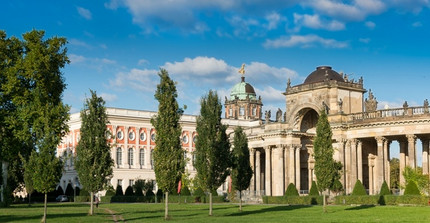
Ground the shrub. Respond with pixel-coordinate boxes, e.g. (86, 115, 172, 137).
(193, 187, 205, 202)
(105, 188, 116, 196)
(334, 195, 379, 205)
(75, 187, 81, 196)
(331, 179, 344, 195)
(134, 185, 144, 196)
(125, 186, 134, 196)
(351, 180, 367, 195)
(264, 196, 323, 205)
(79, 188, 90, 196)
(404, 181, 420, 195)
(181, 186, 191, 196)
(285, 183, 299, 196)
(55, 186, 64, 195)
(115, 185, 124, 196)
(75, 196, 90, 202)
(379, 181, 391, 196)
(309, 181, 319, 196)
(211, 188, 218, 196)
(65, 184, 74, 196)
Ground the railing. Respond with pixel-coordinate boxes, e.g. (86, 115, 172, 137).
(350, 106, 430, 122)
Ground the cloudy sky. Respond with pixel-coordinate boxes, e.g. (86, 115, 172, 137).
(1, 0, 430, 117)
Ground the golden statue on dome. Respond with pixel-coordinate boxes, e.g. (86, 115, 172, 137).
(238, 63, 245, 76)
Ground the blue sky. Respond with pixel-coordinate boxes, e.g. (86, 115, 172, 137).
(1, 0, 430, 117)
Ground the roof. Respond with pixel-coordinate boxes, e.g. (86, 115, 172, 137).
(303, 66, 344, 84)
(230, 76, 257, 100)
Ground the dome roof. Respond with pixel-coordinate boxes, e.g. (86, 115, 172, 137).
(230, 76, 256, 100)
(303, 66, 344, 84)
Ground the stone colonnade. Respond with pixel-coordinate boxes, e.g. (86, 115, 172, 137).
(248, 144, 314, 196)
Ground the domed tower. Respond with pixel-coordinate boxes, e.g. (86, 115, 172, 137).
(225, 65, 263, 120)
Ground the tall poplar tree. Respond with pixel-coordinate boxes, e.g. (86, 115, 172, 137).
(231, 126, 252, 212)
(3, 30, 70, 222)
(195, 90, 231, 216)
(313, 110, 341, 212)
(75, 90, 114, 216)
(150, 69, 185, 220)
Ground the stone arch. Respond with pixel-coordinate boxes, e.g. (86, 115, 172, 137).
(288, 103, 322, 132)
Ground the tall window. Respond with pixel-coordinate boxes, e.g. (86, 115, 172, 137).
(252, 107, 257, 116)
(117, 179, 122, 187)
(129, 179, 134, 187)
(128, 148, 134, 166)
(150, 150, 154, 169)
(116, 147, 122, 166)
(139, 149, 145, 167)
(239, 107, 245, 116)
(229, 108, 233, 117)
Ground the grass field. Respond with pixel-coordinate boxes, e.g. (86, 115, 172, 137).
(1, 203, 430, 222)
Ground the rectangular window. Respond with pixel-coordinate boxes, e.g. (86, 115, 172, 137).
(239, 107, 245, 116)
(128, 148, 134, 166)
(117, 179, 122, 187)
(129, 179, 134, 187)
(139, 149, 145, 167)
(229, 108, 233, 117)
(252, 107, 257, 116)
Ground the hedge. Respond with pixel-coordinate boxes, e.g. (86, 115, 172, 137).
(75, 196, 90, 202)
(263, 196, 323, 205)
(335, 195, 430, 206)
(101, 195, 226, 203)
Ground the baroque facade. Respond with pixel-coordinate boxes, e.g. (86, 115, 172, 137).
(57, 66, 430, 196)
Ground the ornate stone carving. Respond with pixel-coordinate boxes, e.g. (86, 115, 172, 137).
(424, 99, 429, 113)
(364, 89, 378, 112)
(265, 110, 271, 123)
(338, 98, 343, 113)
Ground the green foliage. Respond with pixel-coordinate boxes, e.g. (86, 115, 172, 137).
(334, 195, 380, 205)
(231, 126, 253, 195)
(264, 196, 323, 205)
(313, 110, 342, 195)
(402, 166, 430, 194)
(193, 187, 205, 197)
(79, 188, 89, 196)
(195, 90, 231, 193)
(181, 186, 191, 196)
(125, 186, 134, 196)
(309, 181, 319, 196)
(115, 185, 123, 196)
(150, 69, 185, 195)
(383, 195, 430, 205)
(55, 186, 64, 196)
(65, 184, 74, 196)
(134, 185, 144, 196)
(75, 90, 113, 197)
(379, 181, 391, 196)
(285, 183, 299, 196)
(331, 179, 344, 194)
(404, 181, 420, 195)
(390, 158, 400, 190)
(105, 188, 116, 197)
(351, 180, 367, 196)
(146, 189, 155, 197)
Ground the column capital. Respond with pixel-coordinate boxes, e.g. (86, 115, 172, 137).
(406, 134, 417, 142)
(375, 136, 387, 143)
(264, 146, 272, 151)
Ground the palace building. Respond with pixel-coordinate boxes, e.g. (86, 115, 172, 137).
(57, 65, 430, 197)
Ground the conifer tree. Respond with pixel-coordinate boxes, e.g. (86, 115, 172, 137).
(195, 90, 231, 216)
(351, 180, 367, 195)
(231, 126, 253, 212)
(309, 181, 319, 196)
(313, 110, 342, 212)
(150, 69, 185, 220)
(75, 90, 113, 215)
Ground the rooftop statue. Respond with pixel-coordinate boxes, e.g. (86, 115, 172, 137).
(364, 89, 378, 112)
(238, 63, 245, 76)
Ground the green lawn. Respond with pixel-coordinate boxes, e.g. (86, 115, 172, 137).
(1, 203, 430, 222)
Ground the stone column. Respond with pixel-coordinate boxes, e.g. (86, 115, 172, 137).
(422, 139, 429, 175)
(274, 145, 284, 196)
(308, 153, 315, 191)
(368, 154, 376, 195)
(350, 139, 358, 194)
(384, 140, 391, 187)
(288, 146, 295, 187)
(357, 140, 363, 183)
(265, 146, 272, 196)
(295, 146, 301, 192)
(249, 148, 255, 194)
(407, 134, 417, 169)
(284, 145, 289, 191)
(345, 140, 352, 194)
(375, 136, 385, 193)
(399, 140, 407, 188)
(255, 150, 261, 195)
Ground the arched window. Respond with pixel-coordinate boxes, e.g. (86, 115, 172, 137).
(239, 107, 245, 116)
(128, 148, 134, 166)
(139, 149, 145, 167)
(150, 150, 154, 169)
(116, 147, 122, 166)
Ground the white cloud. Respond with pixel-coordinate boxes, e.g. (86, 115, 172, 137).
(412, 21, 423, 27)
(255, 86, 284, 103)
(69, 54, 86, 64)
(365, 21, 376, 29)
(294, 13, 345, 31)
(263, 34, 348, 49)
(305, 0, 386, 21)
(227, 15, 260, 37)
(388, 0, 430, 14)
(109, 68, 158, 93)
(359, 38, 371, 43)
(77, 7, 92, 20)
(138, 59, 149, 66)
(99, 93, 118, 102)
(69, 39, 91, 48)
(264, 12, 286, 30)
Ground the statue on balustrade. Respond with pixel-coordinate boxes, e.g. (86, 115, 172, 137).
(265, 110, 271, 123)
(424, 99, 429, 113)
(364, 89, 378, 112)
(276, 108, 282, 122)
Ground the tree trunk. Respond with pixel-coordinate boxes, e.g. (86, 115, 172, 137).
(164, 191, 169, 220)
(28, 193, 32, 206)
(239, 190, 242, 212)
(42, 193, 47, 223)
(90, 192, 94, 216)
(209, 192, 213, 216)
(323, 193, 327, 213)
(1, 161, 8, 203)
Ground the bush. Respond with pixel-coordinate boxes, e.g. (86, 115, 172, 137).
(125, 186, 134, 196)
(181, 186, 191, 196)
(384, 195, 429, 205)
(56, 186, 64, 195)
(75, 196, 90, 202)
(334, 195, 379, 205)
(79, 188, 90, 196)
(331, 179, 344, 195)
(285, 183, 299, 196)
(309, 181, 319, 196)
(134, 185, 144, 196)
(105, 188, 116, 196)
(404, 181, 420, 195)
(211, 188, 218, 196)
(193, 187, 205, 202)
(379, 181, 391, 196)
(351, 180, 367, 195)
(65, 184, 74, 196)
(115, 185, 124, 196)
(75, 187, 81, 196)
(264, 196, 323, 205)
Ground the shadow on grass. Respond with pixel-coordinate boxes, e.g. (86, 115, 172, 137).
(228, 205, 311, 217)
(345, 205, 376, 211)
(9, 203, 91, 209)
(0, 212, 90, 222)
